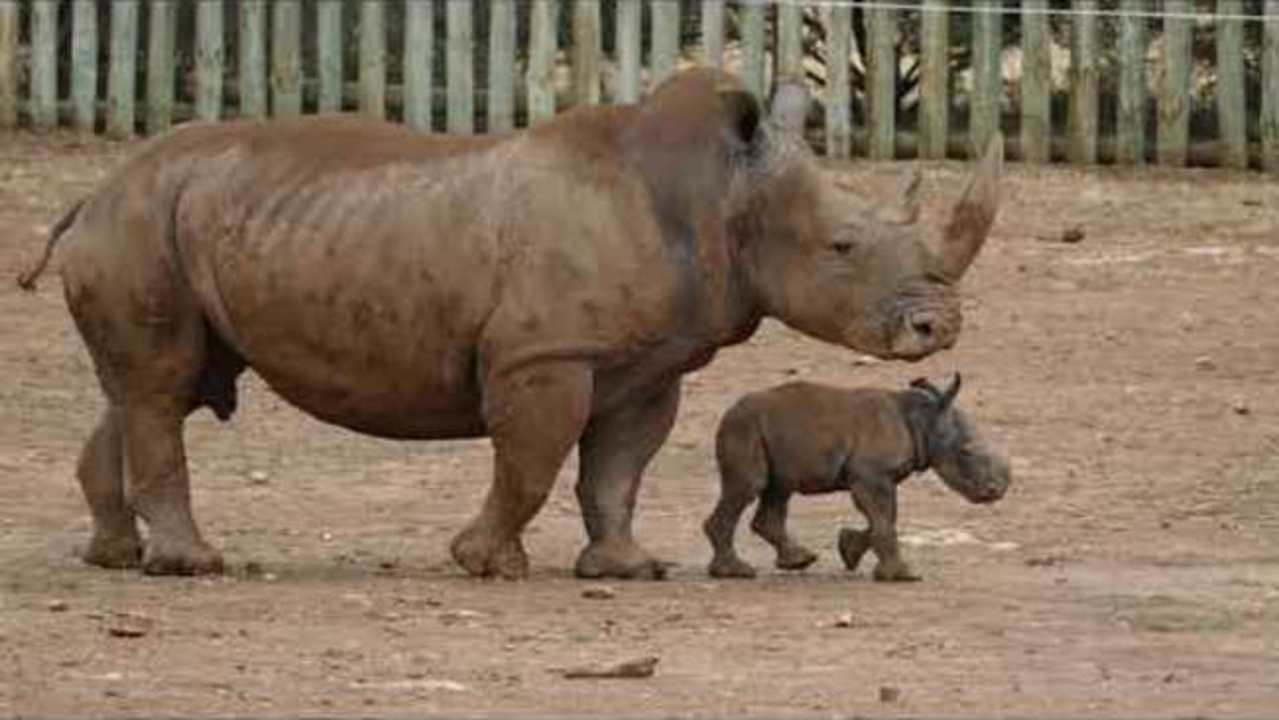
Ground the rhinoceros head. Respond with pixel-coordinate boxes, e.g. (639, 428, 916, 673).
(729, 80, 1003, 361)
(909, 374, 1011, 504)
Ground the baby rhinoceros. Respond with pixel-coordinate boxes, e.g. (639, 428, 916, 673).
(703, 373, 1010, 581)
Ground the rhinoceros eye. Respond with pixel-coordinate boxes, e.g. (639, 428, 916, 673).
(830, 241, 853, 256)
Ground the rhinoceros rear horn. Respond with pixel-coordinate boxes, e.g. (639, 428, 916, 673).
(940, 133, 1003, 279)
(768, 77, 810, 134)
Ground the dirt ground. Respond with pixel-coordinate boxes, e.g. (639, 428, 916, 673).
(1, 130, 1276, 718)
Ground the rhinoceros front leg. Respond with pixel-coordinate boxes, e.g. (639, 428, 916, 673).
(573, 382, 680, 580)
(849, 477, 920, 582)
(450, 362, 592, 580)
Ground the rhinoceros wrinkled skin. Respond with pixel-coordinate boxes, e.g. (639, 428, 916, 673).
(19, 68, 1003, 580)
(703, 374, 1012, 581)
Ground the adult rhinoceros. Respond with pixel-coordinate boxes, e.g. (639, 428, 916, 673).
(19, 68, 1002, 580)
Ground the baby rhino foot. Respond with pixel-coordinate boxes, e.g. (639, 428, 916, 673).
(775, 545, 818, 571)
(837, 528, 872, 572)
(82, 531, 143, 570)
(872, 560, 922, 583)
(142, 538, 224, 576)
(708, 555, 757, 579)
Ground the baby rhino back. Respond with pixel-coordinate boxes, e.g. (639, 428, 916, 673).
(717, 382, 915, 496)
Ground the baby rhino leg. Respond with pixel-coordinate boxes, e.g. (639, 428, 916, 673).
(751, 486, 817, 571)
(703, 418, 767, 578)
(848, 478, 920, 582)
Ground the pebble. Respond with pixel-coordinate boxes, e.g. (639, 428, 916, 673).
(46, 599, 69, 613)
(879, 685, 901, 703)
(1231, 399, 1250, 415)
(582, 585, 617, 600)
(1194, 356, 1216, 371)
(247, 470, 269, 485)
(834, 612, 857, 628)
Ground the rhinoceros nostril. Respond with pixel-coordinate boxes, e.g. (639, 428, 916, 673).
(910, 315, 935, 338)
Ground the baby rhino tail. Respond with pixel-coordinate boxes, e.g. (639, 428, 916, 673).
(17, 198, 86, 292)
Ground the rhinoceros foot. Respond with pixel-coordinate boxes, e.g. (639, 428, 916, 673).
(837, 527, 872, 572)
(450, 527, 530, 580)
(575, 541, 670, 580)
(872, 559, 922, 583)
(707, 555, 757, 579)
(82, 531, 143, 569)
(141, 538, 224, 576)
(774, 544, 818, 571)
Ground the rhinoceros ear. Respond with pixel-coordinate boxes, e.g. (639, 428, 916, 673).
(717, 88, 763, 150)
(940, 373, 962, 408)
(768, 77, 810, 134)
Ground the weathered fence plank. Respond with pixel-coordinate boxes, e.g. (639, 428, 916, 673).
(193, 0, 222, 122)
(1116, 0, 1146, 164)
(0, 1, 15, 128)
(316, 0, 344, 113)
(616, 0, 641, 103)
(919, 0, 949, 160)
(404, 0, 433, 130)
(71, 0, 98, 133)
(1067, 0, 1098, 164)
(739, 3, 766, 99)
(825, 5, 852, 160)
(1020, 0, 1051, 163)
(30, 0, 58, 131)
(651, 0, 680, 86)
(360, 0, 386, 119)
(572, 0, 602, 105)
(447, 0, 474, 133)
(867, 5, 896, 160)
(1158, 0, 1192, 166)
(272, 1, 302, 117)
(527, 0, 558, 124)
(146, 0, 177, 134)
(701, 0, 724, 68)
(1215, 0, 1247, 169)
(1264, 10, 1279, 172)
(971, 0, 1000, 156)
(488, 0, 516, 131)
(109, 0, 140, 136)
(776, 4, 803, 80)
(239, 0, 267, 120)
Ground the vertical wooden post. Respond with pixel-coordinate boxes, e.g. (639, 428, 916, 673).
(740, 2, 766, 99)
(1215, 0, 1247, 169)
(316, 0, 344, 113)
(147, 0, 177, 134)
(776, 4, 802, 80)
(239, 0, 267, 120)
(194, 0, 223, 122)
(971, 0, 1001, 157)
(488, 0, 515, 131)
(825, 5, 852, 160)
(616, 0, 641, 103)
(447, 0, 474, 134)
(651, 0, 680, 86)
(404, 0, 433, 130)
(71, 0, 99, 133)
(919, 0, 950, 160)
(0, 1, 15, 128)
(527, 0, 558, 124)
(1158, 0, 1192, 166)
(109, 0, 140, 136)
(1020, 0, 1051, 163)
(272, 0, 302, 118)
(1116, 0, 1147, 164)
(1067, 0, 1098, 164)
(867, 5, 897, 160)
(360, 0, 386, 119)
(572, 0, 601, 105)
(30, 1, 58, 131)
(1263, 9, 1279, 172)
(701, 0, 725, 69)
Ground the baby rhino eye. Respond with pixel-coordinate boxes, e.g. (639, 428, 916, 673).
(830, 241, 852, 255)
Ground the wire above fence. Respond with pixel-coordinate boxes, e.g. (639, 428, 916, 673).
(758, 0, 1277, 23)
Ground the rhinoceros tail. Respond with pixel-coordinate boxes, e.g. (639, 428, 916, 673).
(17, 198, 85, 292)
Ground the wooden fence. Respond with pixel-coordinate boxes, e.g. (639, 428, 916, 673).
(0, 1, 1276, 171)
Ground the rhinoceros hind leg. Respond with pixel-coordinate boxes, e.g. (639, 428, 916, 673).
(451, 363, 592, 579)
(751, 490, 817, 571)
(77, 408, 142, 569)
(573, 383, 680, 581)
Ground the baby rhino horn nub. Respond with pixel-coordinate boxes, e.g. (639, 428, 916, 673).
(940, 133, 1004, 280)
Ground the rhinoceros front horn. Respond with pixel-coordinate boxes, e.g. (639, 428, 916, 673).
(940, 133, 1004, 280)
